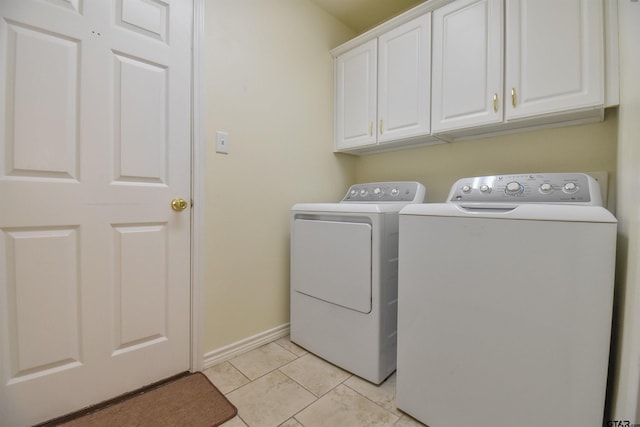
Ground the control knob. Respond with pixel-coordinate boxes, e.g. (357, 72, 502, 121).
(480, 184, 492, 194)
(563, 182, 578, 193)
(505, 181, 523, 195)
(391, 188, 400, 196)
(373, 187, 382, 196)
(461, 185, 472, 194)
(539, 183, 553, 194)
(359, 189, 368, 197)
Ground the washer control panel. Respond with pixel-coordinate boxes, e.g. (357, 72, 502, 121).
(343, 181, 426, 203)
(448, 173, 602, 206)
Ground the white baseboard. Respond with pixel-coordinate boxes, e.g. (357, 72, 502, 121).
(202, 323, 290, 370)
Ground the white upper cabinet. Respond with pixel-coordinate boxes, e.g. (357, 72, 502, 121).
(377, 14, 432, 144)
(505, 0, 604, 120)
(332, 0, 614, 151)
(334, 13, 439, 154)
(432, 0, 606, 138)
(335, 39, 377, 150)
(431, 0, 504, 133)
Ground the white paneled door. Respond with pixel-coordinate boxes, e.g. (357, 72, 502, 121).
(0, 1, 193, 425)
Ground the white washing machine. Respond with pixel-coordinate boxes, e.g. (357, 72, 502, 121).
(290, 181, 425, 384)
(396, 173, 617, 427)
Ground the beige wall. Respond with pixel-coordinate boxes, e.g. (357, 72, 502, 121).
(204, 0, 356, 352)
(355, 112, 618, 209)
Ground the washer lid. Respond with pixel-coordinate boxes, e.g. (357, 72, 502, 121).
(400, 203, 617, 223)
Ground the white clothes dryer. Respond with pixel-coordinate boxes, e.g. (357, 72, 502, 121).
(396, 173, 617, 427)
(290, 182, 425, 384)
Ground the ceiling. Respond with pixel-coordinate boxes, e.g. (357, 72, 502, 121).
(310, 0, 426, 34)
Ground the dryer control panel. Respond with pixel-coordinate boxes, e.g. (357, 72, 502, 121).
(343, 181, 426, 203)
(448, 173, 602, 206)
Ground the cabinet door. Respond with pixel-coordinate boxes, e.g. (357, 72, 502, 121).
(505, 0, 604, 120)
(431, 0, 503, 133)
(377, 14, 431, 143)
(335, 39, 377, 150)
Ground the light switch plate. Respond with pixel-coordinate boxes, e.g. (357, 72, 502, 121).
(216, 131, 229, 154)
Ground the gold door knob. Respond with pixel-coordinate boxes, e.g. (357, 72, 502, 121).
(171, 198, 188, 212)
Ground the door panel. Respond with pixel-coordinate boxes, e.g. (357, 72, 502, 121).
(115, 54, 168, 183)
(292, 220, 372, 314)
(118, 0, 169, 42)
(431, 0, 503, 132)
(334, 39, 377, 150)
(5, 21, 79, 180)
(0, 1, 192, 425)
(378, 14, 431, 143)
(505, 0, 604, 119)
(113, 223, 168, 353)
(5, 227, 81, 380)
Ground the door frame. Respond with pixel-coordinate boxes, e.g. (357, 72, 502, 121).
(191, 0, 205, 372)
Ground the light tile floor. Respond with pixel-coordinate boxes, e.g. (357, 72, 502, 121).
(203, 336, 426, 427)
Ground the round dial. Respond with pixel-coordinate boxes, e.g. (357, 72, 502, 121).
(461, 185, 472, 194)
(505, 181, 523, 195)
(391, 188, 400, 196)
(373, 187, 382, 196)
(480, 184, 492, 193)
(359, 189, 368, 197)
(539, 183, 553, 194)
(563, 182, 578, 193)
(349, 189, 358, 197)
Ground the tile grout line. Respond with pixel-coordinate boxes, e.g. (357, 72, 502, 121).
(341, 381, 402, 423)
(275, 361, 354, 423)
(216, 336, 422, 427)
(225, 360, 253, 389)
(272, 343, 402, 426)
(226, 341, 300, 383)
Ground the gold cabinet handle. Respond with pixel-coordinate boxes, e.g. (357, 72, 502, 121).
(493, 93, 499, 112)
(171, 198, 188, 212)
(379, 120, 383, 135)
(511, 88, 517, 107)
(369, 122, 373, 136)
